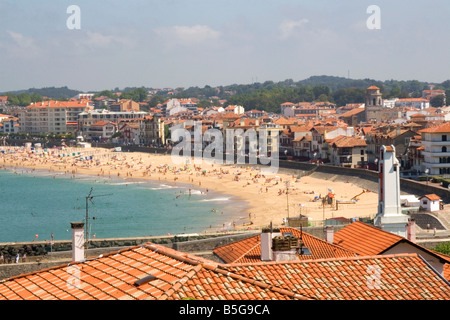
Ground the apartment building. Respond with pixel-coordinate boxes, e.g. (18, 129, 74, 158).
(19, 99, 92, 135)
(139, 114, 166, 146)
(328, 135, 367, 168)
(0, 115, 19, 134)
(418, 122, 450, 175)
(78, 109, 148, 141)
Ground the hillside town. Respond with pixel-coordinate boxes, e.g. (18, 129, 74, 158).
(1, 83, 450, 304)
(1, 84, 449, 178)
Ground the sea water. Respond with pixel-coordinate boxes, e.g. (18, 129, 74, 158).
(0, 168, 248, 243)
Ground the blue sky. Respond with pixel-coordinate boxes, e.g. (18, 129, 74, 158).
(1, 0, 449, 92)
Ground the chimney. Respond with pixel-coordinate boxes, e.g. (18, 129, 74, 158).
(325, 226, 334, 243)
(407, 219, 416, 243)
(272, 236, 300, 262)
(260, 226, 281, 261)
(71, 222, 85, 262)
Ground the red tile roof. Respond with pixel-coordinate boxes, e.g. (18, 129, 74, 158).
(26, 100, 92, 109)
(334, 222, 450, 269)
(334, 221, 402, 256)
(223, 253, 450, 300)
(0, 242, 449, 300)
(213, 227, 356, 264)
(419, 122, 450, 133)
(0, 243, 309, 301)
(331, 136, 367, 148)
(419, 194, 441, 201)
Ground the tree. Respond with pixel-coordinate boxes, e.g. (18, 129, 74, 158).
(94, 90, 116, 99)
(17, 93, 31, 106)
(121, 88, 148, 102)
(430, 95, 445, 108)
(30, 93, 43, 103)
(5, 93, 19, 105)
(332, 87, 365, 107)
(432, 242, 450, 255)
(148, 95, 166, 109)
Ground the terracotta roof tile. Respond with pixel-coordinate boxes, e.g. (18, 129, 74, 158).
(419, 122, 450, 133)
(223, 253, 450, 300)
(1, 241, 449, 300)
(213, 227, 356, 264)
(419, 194, 441, 201)
(334, 221, 403, 256)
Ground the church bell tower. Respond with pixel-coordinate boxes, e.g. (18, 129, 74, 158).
(364, 85, 383, 123)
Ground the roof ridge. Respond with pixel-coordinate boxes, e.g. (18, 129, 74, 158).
(224, 252, 421, 267)
(156, 263, 204, 300)
(143, 243, 218, 267)
(204, 264, 313, 300)
(233, 237, 261, 263)
(345, 221, 404, 240)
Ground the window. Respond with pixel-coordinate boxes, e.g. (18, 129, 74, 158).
(442, 135, 447, 141)
(443, 146, 447, 153)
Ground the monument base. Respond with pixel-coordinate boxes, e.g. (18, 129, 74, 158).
(374, 214, 409, 238)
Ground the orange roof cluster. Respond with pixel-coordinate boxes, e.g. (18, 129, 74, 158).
(223, 253, 450, 300)
(419, 122, 450, 134)
(330, 136, 366, 148)
(26, 99, 92, 109)
(1, 241, 449, 300)
(213, 227, 356, 264)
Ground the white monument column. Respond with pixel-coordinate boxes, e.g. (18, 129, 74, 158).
(373, 145, 408, 237)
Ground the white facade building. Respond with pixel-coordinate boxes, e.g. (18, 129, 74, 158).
(419, 122, 450, 175)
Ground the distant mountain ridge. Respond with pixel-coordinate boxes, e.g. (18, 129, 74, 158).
(2, 75, 448, 101)
(0, 86, 82, 100)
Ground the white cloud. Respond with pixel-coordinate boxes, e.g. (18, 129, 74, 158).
(154, 25, 220, 46)
(85, 32, 114, 47)
(279, 19, 309, 39)
(7, 30, 35, 48)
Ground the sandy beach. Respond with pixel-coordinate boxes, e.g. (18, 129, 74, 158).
(0, 146, 379, 231)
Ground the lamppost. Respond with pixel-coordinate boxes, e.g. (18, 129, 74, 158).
(425, 168, 429, 186)
(285, 181, 290, 219)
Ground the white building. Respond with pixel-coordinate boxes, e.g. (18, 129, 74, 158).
(419, 194, 442, 212)
(73, 93, 95, 100)
(418, 122, 450, 175)
(395, 98, 430, 109)
(19, 100, 93, 134)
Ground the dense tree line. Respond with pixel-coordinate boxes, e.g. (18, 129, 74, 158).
(4, 76, 450, 111)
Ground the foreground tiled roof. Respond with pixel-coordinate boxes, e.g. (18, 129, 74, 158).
(0, 243, 308, 300)
(213, 227, 356, 264)
(334, 222, 450, 268)
(0, 243, 449, 300)
(334, 221, 404, 256)
(223, 254, 450, 300)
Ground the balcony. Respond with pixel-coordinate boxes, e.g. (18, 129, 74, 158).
(422, 151, 450, 158)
